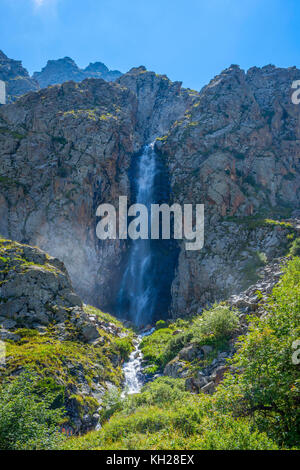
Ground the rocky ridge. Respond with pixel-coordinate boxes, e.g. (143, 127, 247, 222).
(0, 50, 122, 103)
(0, 50, 39, 103)
(33, 56, 122, 88)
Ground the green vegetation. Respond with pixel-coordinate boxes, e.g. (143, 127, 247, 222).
(0, 371, 64, 450)
(224, 214, 294, 230)
(140, 305, 239, 370)
(61, 256, 299, 450)
(62, 378, 277, 450)
(290, 238, 300, 257)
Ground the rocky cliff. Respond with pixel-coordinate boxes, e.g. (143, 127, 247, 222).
(0, 69, 193, 314)
(0, 62, 299, 321)
(0, 50, 39, 103)
(156, 64, 300, 315)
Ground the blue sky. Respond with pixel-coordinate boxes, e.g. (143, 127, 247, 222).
(0, 0, 299, 90)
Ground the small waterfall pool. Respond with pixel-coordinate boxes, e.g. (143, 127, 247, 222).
(122, 328, 155, 395)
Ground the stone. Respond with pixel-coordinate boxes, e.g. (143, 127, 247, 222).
(201, 381, 215, 394)
(178, 343, 200, 361)
(164, 358, 189, 379)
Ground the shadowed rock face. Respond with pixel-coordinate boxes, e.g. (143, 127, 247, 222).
(0, 63, 299, 320)
(0, 239, 101, 343)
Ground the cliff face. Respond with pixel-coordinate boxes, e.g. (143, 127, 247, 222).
(0, 50, 39, 102)
(33, 57, 122, 88)
(0, 70, 194, 313)
(0, 78, 137, 308)
(156, 64, 300, 315)
(117, 66, 197, 143)
(0, 62, 299, 320)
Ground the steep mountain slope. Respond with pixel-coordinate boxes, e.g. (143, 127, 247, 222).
(156, 64, 300, 315)
(0, 69, 193, 313)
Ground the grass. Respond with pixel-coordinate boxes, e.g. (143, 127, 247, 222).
(60, 256, 299, 450)
(140, 305, 239, 372)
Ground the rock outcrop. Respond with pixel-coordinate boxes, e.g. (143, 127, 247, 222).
(0, 50, 39, 102)
(0, 238, 129, 433)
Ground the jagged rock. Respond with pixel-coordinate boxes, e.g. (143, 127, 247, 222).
(210, 365, 228, 385)
(157, 64, 300, 317)
(200, 345, 213, 357)
(185, 372, 208, 393)
(33, 57, 122, 88)
(0, 50, 38, 102)
(0, 239, 106, 343)
(0, 328, 20, 341)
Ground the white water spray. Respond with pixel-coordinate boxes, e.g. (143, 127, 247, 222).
(117, 143, 158, 327)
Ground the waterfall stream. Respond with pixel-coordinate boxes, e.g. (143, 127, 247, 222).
(117, 143, 158, 327)
(122, 328, 155, 395)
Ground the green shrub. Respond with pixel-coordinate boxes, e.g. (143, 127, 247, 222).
(216, 257, 300, 447)
(192, 304, 239, 340)
(290, 238, 300, 257)
(100, 387, 124, 423)
(114, 337, 133, 361)
(0, 371, 64, 450)
(156, 320, 167, 329)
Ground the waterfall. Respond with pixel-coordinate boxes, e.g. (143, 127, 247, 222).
(117, 142, 179, 327)
(117, 143, 158, 327)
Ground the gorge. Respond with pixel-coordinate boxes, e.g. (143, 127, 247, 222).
(0, 59, 299, 326)
(0, 50, 299, 449)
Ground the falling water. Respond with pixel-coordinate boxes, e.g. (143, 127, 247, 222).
(122, 328, 155, 395)
(117, 143, 158, 327)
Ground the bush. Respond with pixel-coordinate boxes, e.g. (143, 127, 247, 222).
(216, 257, 300, 447)
(290, 238, 300, 257)
(100, 387, 124, 423)
(0, 371, 64, 450)
(156, 320, 167, 329)
(193, 304, 239, 340)
(114, 337, 133, 361)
